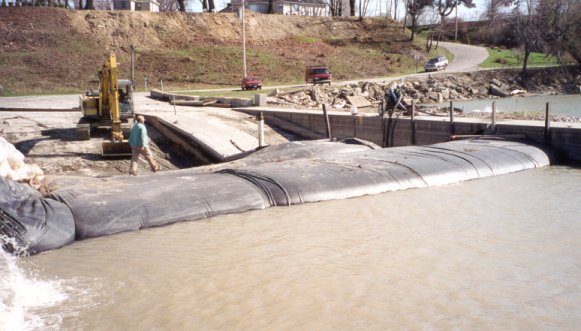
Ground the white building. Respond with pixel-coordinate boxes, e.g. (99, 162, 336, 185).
(224, 0, 328, 16)
(113, 0, 160, 12)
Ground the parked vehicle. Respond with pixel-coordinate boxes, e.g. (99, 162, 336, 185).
(424, 56, 448, 72)
(305, 66, 332, 85)
(241, 77, 262, 90)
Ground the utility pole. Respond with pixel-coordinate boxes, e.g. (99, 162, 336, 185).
(241, 0, 247, 78)
(454, 2, 458, 41)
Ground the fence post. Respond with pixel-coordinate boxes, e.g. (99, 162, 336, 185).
(449, 101, 455, 136)
(258, 112, 265, 147)
(322, 104, 332, 141)
(544, 102, 551, 146)
(491, 101, 496, 131)
(411, 100, 416, 145)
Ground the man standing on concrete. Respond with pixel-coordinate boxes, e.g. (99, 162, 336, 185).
(129, 115, 159, 175)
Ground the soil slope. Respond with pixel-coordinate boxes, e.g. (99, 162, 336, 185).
(0, 7, 430, 95)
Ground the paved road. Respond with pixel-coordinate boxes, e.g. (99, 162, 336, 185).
(440, 42, 489, 73)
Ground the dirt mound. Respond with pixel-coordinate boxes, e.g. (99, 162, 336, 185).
(0, 7, 425, 95)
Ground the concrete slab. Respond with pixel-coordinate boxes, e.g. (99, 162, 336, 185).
(347, 96, 372, 108)
(0, 94, 79, 109)
(134, 94, 273, 161)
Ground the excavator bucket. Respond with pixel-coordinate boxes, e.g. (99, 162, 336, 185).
(100, 140, 132, 157)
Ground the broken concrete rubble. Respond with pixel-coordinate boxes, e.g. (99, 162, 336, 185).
(266, 75, 517, 111)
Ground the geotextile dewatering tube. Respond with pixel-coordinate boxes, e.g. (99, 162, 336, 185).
(0, 139, 551, 255)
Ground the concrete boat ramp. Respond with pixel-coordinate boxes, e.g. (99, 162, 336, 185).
(0, 93, 288, 163)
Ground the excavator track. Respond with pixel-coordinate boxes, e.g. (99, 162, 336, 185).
(76, 123, 91, 140)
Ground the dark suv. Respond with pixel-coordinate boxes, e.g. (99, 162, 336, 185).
(305, 66, 332, 85)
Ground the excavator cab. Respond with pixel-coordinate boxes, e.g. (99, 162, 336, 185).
(78, 54, 134, 157)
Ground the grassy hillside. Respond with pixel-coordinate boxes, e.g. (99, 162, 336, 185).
(0, 7, 448, 95)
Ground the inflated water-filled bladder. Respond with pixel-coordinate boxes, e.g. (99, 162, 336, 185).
(1, 139, 551, 255)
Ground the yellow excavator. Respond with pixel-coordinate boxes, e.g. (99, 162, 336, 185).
(78, 53, 134, 156)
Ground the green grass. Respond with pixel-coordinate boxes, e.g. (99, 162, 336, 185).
(481, 48, 559, 68)
(295, 35, 320, 43)
(180, 88, 290, 98)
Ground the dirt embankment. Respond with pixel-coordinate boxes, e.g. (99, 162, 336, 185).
(0, 7, 426, 95)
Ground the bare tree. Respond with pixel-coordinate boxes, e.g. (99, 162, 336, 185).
(484, 0, 514, 25)
(423, 0, 475, 49)
(407, 0, 432, 40)
(350, 0, 355, 16)
(424, 7, 441, 51)
(359, 0, 370, 19)
(322, 0, 345, 16)
(158, 0, 187, 11)
(511, 0, 544, 73)
(537, 0, 581, 64)
(433, 0, 475, 28)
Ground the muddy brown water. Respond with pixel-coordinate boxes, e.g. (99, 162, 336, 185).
(2, 165, 580, 330)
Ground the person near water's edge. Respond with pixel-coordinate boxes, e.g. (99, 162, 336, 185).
(128, 115, 159, 175)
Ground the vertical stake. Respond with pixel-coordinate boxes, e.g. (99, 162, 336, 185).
(172, 96, 176, 115)
(130, 45, 135, 89)
(449, 101, 454, 136)
(491, 101, 496, 130)
(544, 102, 551, 146)
(258, 112, 265, 147)
(411, 100, 416, 145)
(322, 104, 332, 141)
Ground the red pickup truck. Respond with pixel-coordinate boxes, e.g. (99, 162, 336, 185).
(241, 77, 262, 90)
(305, 66, 332, 85)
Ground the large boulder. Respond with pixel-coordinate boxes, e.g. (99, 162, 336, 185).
(489, 84, 510, 97)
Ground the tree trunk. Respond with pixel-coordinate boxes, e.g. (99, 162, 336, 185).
(522, 46, 530, 74)
(410, 15, 416, 41)
(208, 0, 215, 12)
(349, 0, 355, 16)
(268, 0, 274, 13)
(83, 0, 93, 9)
(202, 0, 208, 11)
(177, 0, 186, 11)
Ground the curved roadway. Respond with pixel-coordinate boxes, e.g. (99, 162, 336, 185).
(439, 42, 489, 73)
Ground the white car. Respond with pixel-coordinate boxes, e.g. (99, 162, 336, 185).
(424, 56, 449, 72)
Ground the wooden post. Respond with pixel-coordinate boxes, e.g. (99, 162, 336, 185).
(322, 104, 332, 141)
(491, 101, 496, 130)
(130, 45, 135, 89)
(160, 80, 164, 93)
(144, 77, 148, 90)
(449, 101, 454, 136)
(172, 96, 176, 115)
(544, 102, 551, 146)
(411, 100, 416, 145)
(258, 112, 265, 147)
